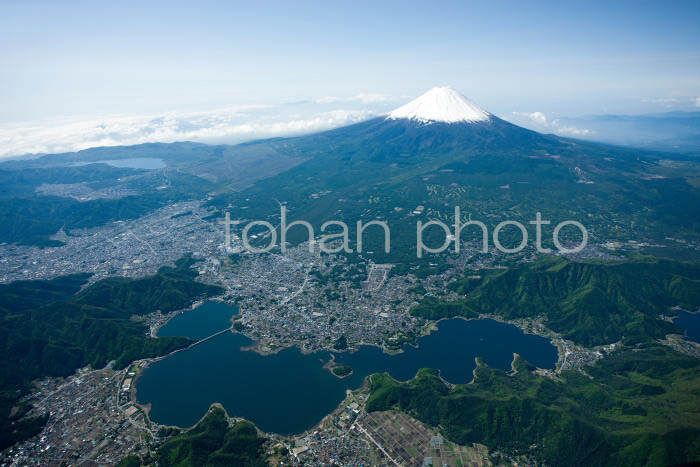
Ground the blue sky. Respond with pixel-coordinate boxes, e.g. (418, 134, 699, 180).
(1, 0, 699, 156)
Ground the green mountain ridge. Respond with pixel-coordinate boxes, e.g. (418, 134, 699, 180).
(145, 407, 267, 467)
(0, 257, 223, 451)
(413, 256, 700, 346)
(366, 344, 700, 467)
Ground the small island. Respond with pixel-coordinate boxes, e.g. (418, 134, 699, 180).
(331, 365, 353, 378)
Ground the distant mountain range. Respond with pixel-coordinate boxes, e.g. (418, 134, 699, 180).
(552, 111, 700, 152)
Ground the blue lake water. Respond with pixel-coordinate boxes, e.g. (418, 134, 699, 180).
(136, 302, 557, 434)
(334, 318, 557, 384)
(157, 301, 237, 340)
(675, 310, 700, 343)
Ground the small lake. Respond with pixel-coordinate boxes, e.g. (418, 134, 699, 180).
(72, 157, 166, 169)
(333, 318, 556, 384)
(675, 310, 700, 343)
(136, 303, 557, 434)
(158, 301, 237, 340)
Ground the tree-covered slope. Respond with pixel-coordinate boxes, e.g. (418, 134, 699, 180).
(203, 115, 700, 273)
(155, 407, 267, 467)
(366, 345, 700, 467)
(0, 257, 223, 451)
(0, 164, 141, 198)
(411, 257, 700, 346)
(0, 163, 213, 246)
(76, 258, 223, 317)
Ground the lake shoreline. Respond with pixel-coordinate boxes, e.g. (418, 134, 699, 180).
(135, 312, 558, 434)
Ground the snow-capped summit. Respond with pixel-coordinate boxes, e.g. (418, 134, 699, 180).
(387, 86, 491, 124)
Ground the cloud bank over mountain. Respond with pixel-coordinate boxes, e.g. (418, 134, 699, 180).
(4, 90, 698, 159)
(508, 111, 592, 137)
(0, 103, 383, 159)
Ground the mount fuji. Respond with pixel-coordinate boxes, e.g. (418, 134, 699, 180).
(197, 86, 699, 262)
(295, 86, 559, 161)
(387, 86, 492, 123)
(11, 86, 696, 256)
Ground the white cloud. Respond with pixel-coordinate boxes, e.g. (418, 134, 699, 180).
(522, 111, 548, 126)
(316, 96, 343, 104)
(316, 92, 405, 104)
(510, 111, 592, 137)
(0, 105, 377, 159)
(642, 97, 679, 106)
(642, 96, 700, 109)
(555, 125, 592, 137)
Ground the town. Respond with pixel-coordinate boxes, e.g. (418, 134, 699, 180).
(0, 193, 697, 466)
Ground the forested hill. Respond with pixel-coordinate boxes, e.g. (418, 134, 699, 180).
(411, 256, 700, 346)
(366, 344, 700, 467)
(0, 257, 223, 451)
(144, 407, 267, 467)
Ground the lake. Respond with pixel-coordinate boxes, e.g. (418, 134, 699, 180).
(675, 310, 700, 343)
(136, 302, 557, 434)
(157, 301, 237, 340)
